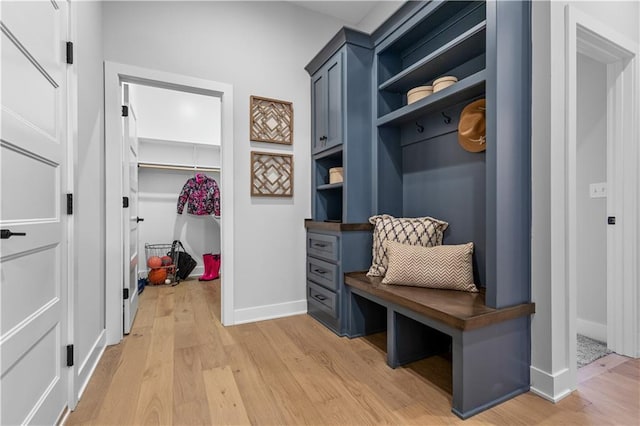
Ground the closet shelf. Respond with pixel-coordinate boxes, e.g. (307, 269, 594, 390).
(317, 182, 343, 191)
(138, 162, 220, 172)
(377, 69, 486, 127)
(378, 21, 486, 93)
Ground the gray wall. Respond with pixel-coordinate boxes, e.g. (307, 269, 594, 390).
(74, 0, 106, 400)
(99, 1, 376, 318)
(576, 53, 607, 341)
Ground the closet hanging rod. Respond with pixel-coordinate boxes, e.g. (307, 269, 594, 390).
(138, 162, 220, 172)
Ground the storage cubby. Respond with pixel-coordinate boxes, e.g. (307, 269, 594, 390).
(314, 148, 343, 222)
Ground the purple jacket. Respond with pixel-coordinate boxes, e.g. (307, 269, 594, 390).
(177, 173, 220, 216)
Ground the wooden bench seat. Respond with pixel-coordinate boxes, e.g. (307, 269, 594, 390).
(345, 271, 535, 331)
(344, 271, 535, 419)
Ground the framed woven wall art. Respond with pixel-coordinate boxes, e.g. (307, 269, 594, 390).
(251, 151, 294, 197)
(250, 96, 293, 145)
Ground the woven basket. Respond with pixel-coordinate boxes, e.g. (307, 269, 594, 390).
(329, 167, 343, 184)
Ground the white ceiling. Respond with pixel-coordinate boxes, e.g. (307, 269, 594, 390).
(289, 1, 383, 27)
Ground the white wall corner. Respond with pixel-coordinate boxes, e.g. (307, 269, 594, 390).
(529, 365, 574, 403)
(233, 300, 307, 325)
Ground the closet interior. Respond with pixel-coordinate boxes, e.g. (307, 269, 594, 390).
(128, 83, 221, 280)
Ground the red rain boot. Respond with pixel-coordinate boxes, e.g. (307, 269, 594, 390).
(199, 253, 213, 281)
(210, 254, 220, 280)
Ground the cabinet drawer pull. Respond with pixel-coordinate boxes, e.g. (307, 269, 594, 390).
(313, 268, 327, 275)
(314, 294, 327, 301)
(312, 242, 328, 248)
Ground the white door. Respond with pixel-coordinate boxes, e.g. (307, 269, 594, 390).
(0, 1, 70, 424)
(122, 84, 140, 334)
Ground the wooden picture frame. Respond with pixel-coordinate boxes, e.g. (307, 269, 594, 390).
(250, 95, 293, 145)
(250, 151, 294, 197)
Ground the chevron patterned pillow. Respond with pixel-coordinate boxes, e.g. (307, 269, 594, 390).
(367, 214, 448, 277)
(381, 241, 479, 292)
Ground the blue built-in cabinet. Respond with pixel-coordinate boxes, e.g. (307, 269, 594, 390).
(305, 28, 375, 335)
(305, 0, 531, 339)
(371, 0, 530, 309)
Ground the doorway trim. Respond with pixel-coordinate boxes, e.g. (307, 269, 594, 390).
(564, 3, 638, 387)
(104, 61, 235, 345)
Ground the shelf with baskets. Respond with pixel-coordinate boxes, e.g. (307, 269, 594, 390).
(376, 1, 486, 120)
(378, 21, 486, 94)
(377, 69, 486, 127)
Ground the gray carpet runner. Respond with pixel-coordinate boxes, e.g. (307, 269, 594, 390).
(577, 334, 612, 368)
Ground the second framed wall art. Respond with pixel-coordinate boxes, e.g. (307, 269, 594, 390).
(250, 151, 294, 197)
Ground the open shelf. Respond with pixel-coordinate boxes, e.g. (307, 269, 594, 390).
(379, 21, 486, 93)
(317, 182, 343, 191)
(377, 69, 486, 127)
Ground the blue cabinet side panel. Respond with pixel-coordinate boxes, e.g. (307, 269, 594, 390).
(485, 0, 531, 307)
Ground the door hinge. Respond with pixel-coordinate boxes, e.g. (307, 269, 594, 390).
(608, 216, 616, 225)
(66, 344, 74, 367)
(121, 105, 129, 117)
(66, 41, 73, 64)
(66, 193, 73, 215)
(123, 196, 129, 208)
(123, 288, 129, 300)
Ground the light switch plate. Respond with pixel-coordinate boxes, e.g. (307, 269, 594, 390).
(590, 182, 607, 198)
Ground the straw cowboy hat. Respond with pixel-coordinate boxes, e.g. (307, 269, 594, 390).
(458, 99, 486, 152)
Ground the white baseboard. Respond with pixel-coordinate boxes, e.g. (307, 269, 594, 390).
(190, 265, 204, 278)
(529, 365, 574, 403)
(75, 330, 107, 403)
(234, 299, 307, 325)
(576, 318, 607, 342)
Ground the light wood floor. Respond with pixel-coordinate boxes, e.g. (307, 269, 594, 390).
(66, 278, 639, 425)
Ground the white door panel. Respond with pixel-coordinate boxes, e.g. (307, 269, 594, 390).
(0, 1, 69, 424)
(1, 0, 61, 75)
(1, 143, 60, 222)
(1, 25, 60, 138)
(123, 84, 139, 334)
(1, 108, 62, 163)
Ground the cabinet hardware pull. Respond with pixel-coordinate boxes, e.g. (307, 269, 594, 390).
(1, 229, 27, 239)
(313, 243, 327, 248)
(313, 269, 327, 275)
(314, 294, 327, 301)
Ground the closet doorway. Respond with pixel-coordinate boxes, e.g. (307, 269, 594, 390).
(104, 62, 235, 345)
(564, 4, 639, 384)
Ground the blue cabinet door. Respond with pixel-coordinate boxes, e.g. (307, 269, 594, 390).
(312, 53, 343, 155)
(325, 55, 343, 150)
(312, 71, 327, 154)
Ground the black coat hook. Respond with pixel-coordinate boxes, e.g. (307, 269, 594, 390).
(416, 122, 424, 133)
(442, 112, 452, 124)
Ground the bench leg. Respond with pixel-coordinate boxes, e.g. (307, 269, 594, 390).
(387, 310, 451, 368)
(451, 317, 531, 419)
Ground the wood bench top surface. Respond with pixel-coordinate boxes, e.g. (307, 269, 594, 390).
(344, 271, 535, 331)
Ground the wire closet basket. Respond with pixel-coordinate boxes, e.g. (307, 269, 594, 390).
(144, 243, 181, 285)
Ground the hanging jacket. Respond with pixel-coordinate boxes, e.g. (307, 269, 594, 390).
(177, 173, 220, 216)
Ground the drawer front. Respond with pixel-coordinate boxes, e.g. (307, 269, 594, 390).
(307, 256, 339, 291)
(307, 281, 338, 318)
(307, 232, 339, 262)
